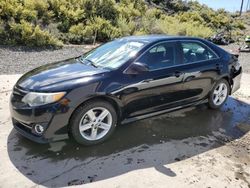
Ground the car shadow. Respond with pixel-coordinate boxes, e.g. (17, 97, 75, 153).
(7, 97, 250, 187)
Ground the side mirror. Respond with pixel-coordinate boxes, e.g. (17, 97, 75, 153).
(125, 62, 149, 75)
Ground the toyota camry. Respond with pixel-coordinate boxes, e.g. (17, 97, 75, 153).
(10, 35, 242, 145)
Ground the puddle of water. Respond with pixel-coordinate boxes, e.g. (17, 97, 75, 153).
(6, 96, 250, 187)
(8, 97, 250, 161)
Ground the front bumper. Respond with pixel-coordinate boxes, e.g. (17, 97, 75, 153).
(12, 119, 49, 143)
(10, 87, 73, 143)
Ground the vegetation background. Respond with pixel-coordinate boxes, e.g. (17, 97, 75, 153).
(0, 0, 247, 47)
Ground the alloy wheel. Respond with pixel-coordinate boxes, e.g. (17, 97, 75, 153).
(212, 82, 228, 106)
(78, 107, 112, 141)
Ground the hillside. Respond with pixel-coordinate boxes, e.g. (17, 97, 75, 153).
(0, 0, 247, 47)
(242, 12, 250, 33)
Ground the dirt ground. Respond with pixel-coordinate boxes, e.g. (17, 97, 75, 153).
(0, 46, 250, 188)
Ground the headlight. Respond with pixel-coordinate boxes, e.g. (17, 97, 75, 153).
(22, 92, 66, 107)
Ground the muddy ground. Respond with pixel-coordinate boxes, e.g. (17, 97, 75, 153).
(0, 44, 250, 188)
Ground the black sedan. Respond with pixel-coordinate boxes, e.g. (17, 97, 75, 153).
(10, 35, 242, 145)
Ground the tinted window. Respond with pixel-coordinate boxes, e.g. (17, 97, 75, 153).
(181, 42, 217, 64)
(137, 42, 176, 70)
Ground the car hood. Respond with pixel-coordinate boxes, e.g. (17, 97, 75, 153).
(16, 58, 109, 92)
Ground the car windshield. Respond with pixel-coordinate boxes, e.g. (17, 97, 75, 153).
(79, 39, 146, 69)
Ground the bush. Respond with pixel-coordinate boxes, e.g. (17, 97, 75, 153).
(9, 20, 62, 47)
(30, 25, 63, 47)
(0, 0, 247, 47)
(24, 0, 49, 19)
(154, 16, 214, 38)
(115, 1, 144, 20)
(69, 16, 120, 43)
(116, 17, 136, 36)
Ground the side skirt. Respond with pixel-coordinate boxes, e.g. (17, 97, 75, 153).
(121, 99, 208, 125)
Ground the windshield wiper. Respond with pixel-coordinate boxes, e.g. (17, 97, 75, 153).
(85, 59, 98, 68)
(79, 57, 98, 68)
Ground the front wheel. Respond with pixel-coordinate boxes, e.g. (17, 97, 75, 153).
(208, 79, 230, 109)
(70, 100, 117, 145)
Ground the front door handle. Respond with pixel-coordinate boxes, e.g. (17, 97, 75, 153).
(174, 71, 183, 78)
(142, 78, 153, 83)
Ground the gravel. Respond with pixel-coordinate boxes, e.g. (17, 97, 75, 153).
(0, 45, 94, 74)
(0, 44, 249, 74)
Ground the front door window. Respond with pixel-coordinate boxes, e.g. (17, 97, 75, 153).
(137, 42, 176, 70)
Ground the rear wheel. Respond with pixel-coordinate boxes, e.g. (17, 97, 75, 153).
(208, 79, 229, 109)
(70, 100, 117, 145)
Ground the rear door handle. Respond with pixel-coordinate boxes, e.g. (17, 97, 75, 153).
(184, 75, 196, 82)
(216, 63, 223, 70)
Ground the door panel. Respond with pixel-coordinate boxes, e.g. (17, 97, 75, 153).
(118, 68, 185, 117)
(178, 41, 221, 103)
(178, 60, 220, 103)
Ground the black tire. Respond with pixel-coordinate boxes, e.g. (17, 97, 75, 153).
(70, 100, 117, 145)
(208, 79, 230, 109)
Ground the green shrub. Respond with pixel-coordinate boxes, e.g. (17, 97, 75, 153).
(232, 20, 246, 30)
(69, 16, 120, 43)
(154, 16, 214, 38)
(19, 9, 37, 22)
(31, 25, 63, 47)
(138, 9, 162, 34)
(115, 0, 145, 20)
(0, 0, 247, 47)
(0, 19, 6, 43)
(9, 20, 62, 47)
(177, 11, 204, 24)
(24, 0, 49, 18)
(68, 23, 86, 43)
(116, 16, 136, 36)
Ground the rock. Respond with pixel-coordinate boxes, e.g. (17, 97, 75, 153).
(175, 158, 181, 161)
(235, 123, 250, 133)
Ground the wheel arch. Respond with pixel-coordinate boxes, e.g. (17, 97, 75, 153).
(209, 74, 232, 97)
(219, 75, 233, 94)
(67, 95, 123, 132)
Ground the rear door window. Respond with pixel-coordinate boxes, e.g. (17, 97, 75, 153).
(181, 41, 218, 64)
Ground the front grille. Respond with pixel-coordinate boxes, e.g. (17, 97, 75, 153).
(19, 121, 32, 129)
(13, 119, 41, 137)
(13, 119, 33, 134)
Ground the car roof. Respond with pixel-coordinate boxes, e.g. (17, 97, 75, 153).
(118, 35, 203, 44)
